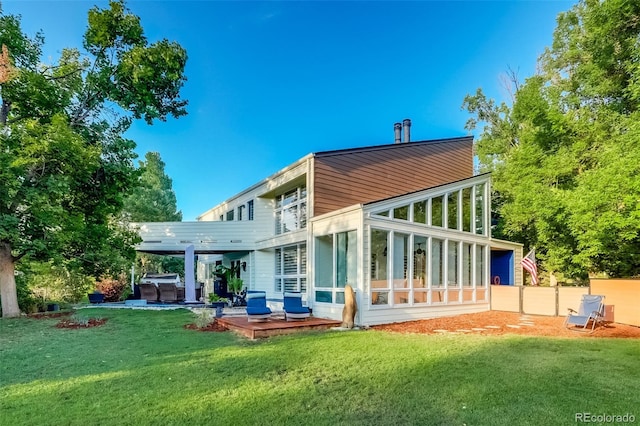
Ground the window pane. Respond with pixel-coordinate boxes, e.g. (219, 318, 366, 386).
(315, 235, 333, 288)
(282, 189, 298, 206)
(275, 210, 282, 235)
(337, 230, 357, 288)
(431, 238, 443, 287)
(393, 233, 408, 288)
(284, 278, 298, 292)
(431, 196, 443, 227)
(447, 191, 458, 230)
(413, 236, 427, 288)
(413, 201, 427, 224)
(282, 205, 297, 233)
(316, 291, 332, 303)
(300, 245, 307, 273)
(248, 200, 254, 220)
(275, 278, 282, 292)
(226, 210, 234, 221)
(300, 278, 307, 292)
(462, 187, 472, 232)
(393, 205, 409, 220)
(372, 291, 388, 305)
(238, 205, 244, 221)
(300, 202, 307, 229)
(370, 229, 388, 282)
(376, 210, 389, 217)
(335, 291, 345, 304)
(475, 184, 485, 235)
(283, 247, 298, 274)
(413, 291, 428, 304)
(394, 291, 410, 304)
(462, 243, 472, 287)
(432, 289, 445, 303)
(475, 245, 486, 287)
(447, 240, 459, 287)
(275, 249, 282, 274)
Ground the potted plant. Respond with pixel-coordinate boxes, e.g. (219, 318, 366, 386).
(208, 293, 229, 318)
(87, 290, 104, 304)
(227, 277, 246, 306)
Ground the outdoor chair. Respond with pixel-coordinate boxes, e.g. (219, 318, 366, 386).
(283, 291, 310, 321)
(246, 291, 272, 322)
(158, 283, 179, 303)
(564, 294, 606, 333)
(139, 283, 159, 303)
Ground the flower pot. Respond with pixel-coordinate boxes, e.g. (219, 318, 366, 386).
(209, 301, 226, 318)
(88, 293, 104, 304)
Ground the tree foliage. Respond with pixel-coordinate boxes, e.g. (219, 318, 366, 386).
(0, 0, 188, 317)
(463, 0, 640, 278)
(123, 151, 184, 276)
(123, 151, 182, 222)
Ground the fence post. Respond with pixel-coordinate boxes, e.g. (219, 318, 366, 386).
(519, 286, 523, 314)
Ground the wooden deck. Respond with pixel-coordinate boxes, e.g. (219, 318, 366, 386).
(217, 314, 342, 339)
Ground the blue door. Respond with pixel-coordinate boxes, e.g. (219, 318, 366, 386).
(491, 250, 514, 285)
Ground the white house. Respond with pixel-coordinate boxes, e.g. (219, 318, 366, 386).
(134, 121, 522, 326)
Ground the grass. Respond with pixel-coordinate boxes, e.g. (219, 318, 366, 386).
(1, 309, 638, 425)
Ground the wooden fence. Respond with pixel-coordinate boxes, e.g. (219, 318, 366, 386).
(590, 279, 640, 327)
(490, 285, 587, 317)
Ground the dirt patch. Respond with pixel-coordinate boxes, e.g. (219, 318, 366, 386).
(55, 318, 108, 329)
(371, 311, 640, 339)
(184, 319, 228, 332)
(29, 312, 72, 319)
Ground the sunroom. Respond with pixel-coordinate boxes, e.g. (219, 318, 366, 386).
(309, 174, 522, 326)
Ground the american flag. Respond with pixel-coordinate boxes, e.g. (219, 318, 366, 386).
(521, 248, 538, 286)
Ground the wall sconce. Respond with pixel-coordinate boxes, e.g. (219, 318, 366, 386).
(241, 261, 247, 271)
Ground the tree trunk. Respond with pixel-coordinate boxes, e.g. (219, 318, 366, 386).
(0, 243, 20, 318)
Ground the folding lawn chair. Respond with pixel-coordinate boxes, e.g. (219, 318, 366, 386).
(564, 294, 605, 333)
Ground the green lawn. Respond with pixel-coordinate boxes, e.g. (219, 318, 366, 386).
(1, 309, 638, 425)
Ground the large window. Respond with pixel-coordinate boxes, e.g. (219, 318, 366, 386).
(474, 184, 485, 235)
(368, 229, 489, 307)
(275, 186, 307, 235)
(372, 181, 488, 235)
(370, 229, 389, 305)
(314, 230, 357, 304)
(237, 205, 245, 221)
(275, 244, 307, 293)
(248, 200, 254, 221)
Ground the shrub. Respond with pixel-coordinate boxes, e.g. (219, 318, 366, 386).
(95, 276, 130, 302)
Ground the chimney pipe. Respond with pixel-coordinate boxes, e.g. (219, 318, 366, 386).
(402, 118, 411, 143)
(393, 122, 402, 144)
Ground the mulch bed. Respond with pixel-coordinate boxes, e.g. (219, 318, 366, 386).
(184, 319, 228, 332)
(371, 311, 640, 339)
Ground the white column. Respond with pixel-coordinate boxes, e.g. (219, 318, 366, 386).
(185, 245, 196, 302)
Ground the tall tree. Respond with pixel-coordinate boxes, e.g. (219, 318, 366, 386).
(123, 151, 184, 276)
(124, 151, 182, 222)
(463, 0, 640, 279)
(0, 0, 188, 317)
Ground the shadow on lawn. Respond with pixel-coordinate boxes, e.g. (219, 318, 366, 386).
(2, 311, 639, 425)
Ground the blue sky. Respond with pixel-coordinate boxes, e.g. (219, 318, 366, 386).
(6, 0, 575, 220)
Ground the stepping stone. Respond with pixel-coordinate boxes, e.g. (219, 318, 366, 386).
(434, 329, 449, 333)
(506, 324, 521, 328)
(485, 325, 501, 329)
(472, 327, 486, 331)
(456, 329, 472, 333)
(519, 323, 534, 327)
